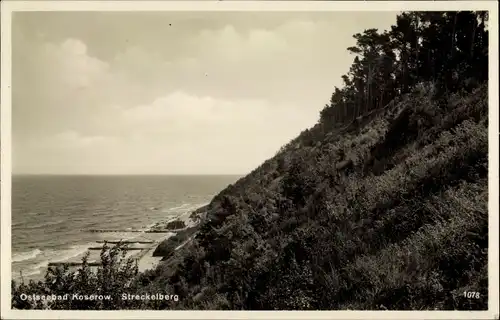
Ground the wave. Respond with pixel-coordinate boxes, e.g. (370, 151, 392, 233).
(164, 202, 209, 213)
(14, 243, 93, 274)
(164, 203, 191, 212)
(49, 244, 93, 263)
(12, 201, 210, 278)
(188, 202, 209, 210)
(12, 221, 26, 228)
(12, 249, 42, 262)
(181, 202, 209, 216)
(25, 219, 65, 230)
(12, 268, 41, 279)
(144, 222, 158, 229)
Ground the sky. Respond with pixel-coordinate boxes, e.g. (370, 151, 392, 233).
(12, 11, 399, 175)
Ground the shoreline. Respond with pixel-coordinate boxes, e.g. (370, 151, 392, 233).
(104, 203, 208, 273)
(145, 205, 207, 265)
(11, 203, 210, 282)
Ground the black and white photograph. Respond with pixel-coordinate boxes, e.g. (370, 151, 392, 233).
(1, 0, 498, 318)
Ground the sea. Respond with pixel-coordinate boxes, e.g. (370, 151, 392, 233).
(11, 174, 240, 282)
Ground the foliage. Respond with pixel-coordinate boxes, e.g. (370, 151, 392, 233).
(152, 226, 198, 258)
(12, 242, 145, 310)
(319, 11, 488, 129)
(12, 10, 489, 310)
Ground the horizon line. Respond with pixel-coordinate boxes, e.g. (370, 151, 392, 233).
(11, 173, 246, 176)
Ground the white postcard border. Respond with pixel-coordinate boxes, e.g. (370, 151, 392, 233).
(1, 1, 498, 319)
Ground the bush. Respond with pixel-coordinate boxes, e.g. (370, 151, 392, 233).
(12, 242, 141, 310)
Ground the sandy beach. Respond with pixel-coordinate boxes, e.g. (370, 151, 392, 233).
(136, 248, 164, 272)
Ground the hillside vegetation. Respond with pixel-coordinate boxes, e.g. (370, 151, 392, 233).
(12, 11, 489, 310)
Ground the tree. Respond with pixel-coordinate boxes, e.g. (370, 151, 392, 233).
(319, 10, 488, 128)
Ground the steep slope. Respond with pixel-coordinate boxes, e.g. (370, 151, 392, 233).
(138, 82, 488, 310)
(136, 10, 490, 309)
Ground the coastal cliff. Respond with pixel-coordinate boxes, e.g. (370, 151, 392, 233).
(11, 10, 490, 311)
(143, 11, 489, 310)
(147, 83, 488, 310)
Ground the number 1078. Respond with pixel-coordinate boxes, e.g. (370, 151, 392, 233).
(463, 291, 480, 299)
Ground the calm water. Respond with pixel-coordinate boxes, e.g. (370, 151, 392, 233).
(11, 175, 239, 281)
